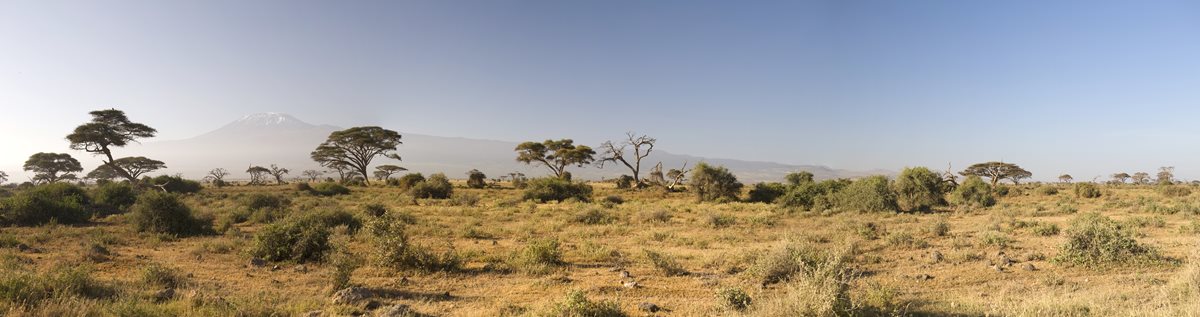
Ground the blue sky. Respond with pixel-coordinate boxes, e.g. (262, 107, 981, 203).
(2, 0, 1200, 181)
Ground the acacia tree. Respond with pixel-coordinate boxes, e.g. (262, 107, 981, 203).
(1111, 173, 1131, 184)
(1132, 172, 1150, 185)
(515, 139, 595, 179)
(204, 168, 230, 185)
(268, 164, 289, 184)
(107, 157, 165, 179)
(311, 126, 402, 185)
(66, 109, 158, 183)
(597, 132, 655, 188)
(959, 162, 1032, 187)
(246, 165, 270, 185)
(23, 152, 83, 184)
(1058, 174, 1073, 183)
(1157, 166, 1175, 185)
(466, 169, 487, 188)
(301, 170, 323, 182)
(0, 171, 7, 184)
(373, 165, 407, 180)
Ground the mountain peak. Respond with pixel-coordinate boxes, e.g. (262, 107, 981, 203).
(234, 112, 306, 126)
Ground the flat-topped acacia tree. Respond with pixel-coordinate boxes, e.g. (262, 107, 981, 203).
(515, 139, 595, 179)
(23, 152, 83, 184)
(66, 109, 158, 183)
(311, 126, 402, 185)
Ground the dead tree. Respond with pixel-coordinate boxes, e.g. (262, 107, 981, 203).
(598, 132, 656, 188)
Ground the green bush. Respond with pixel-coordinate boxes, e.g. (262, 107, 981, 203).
(148, 175, 203, 194)
(572, 208, 617, 225)
(786, 171, 815, 186)
(509, 238, 563, 274)
(296, 208, 363, 233)
(1074, 183, 1102, 198)
(833, 176, 897, 212)
(0, 183, 92, 225)
(239, 193, 290, 211)
(91, 182, 138, 215)
(615, 175, 635, 189)
(892, 167, 945, 211)
(950, 176, 995, 208)
(466, 169, 487, 189)
(140, 263, 186, 289)
(717, 288, 752, 311)
(368, 214, 459, 272)
(363, 203, 387, 217)
(1159, 185, 1192, 197)
(395, 173, 425, 189)
(1053, 213, 1159, 267)
(308, 182, 350, 196)
(129, 191, 212, 236)
(522, 177, 593, 202)
(747, 182, 788, 203)
(410, 173, 453, 199)
(778, 179, 850, 210)
(251, 216, 332, 263)
(691, 163, 743, 202)
(542, 290, 626, 317)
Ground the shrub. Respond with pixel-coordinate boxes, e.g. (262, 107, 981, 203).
(929, 218, 950, 237)
(601, 195, 624, 206)
(573, 208, 617, 225)
(1036, 186, 1059, 196)
(450, 192, 481, 206)
(297, 208, 362, 233)
(542, 290, 626, 317)
(395, 173, 425, 189)
(833, 176, 897, 212)
(778, 179, 849, 211)
(148, 175, 203, 194)
(0, 265, 114, 306)
(950, 176, 995, 208)
(308, 182, 350, 196)
(252, 220, 330, 263)
(691, 163, 743, 202)
(1073, 183, 1102, 198)
(328, 247, 362, 291)
(91, 182, 138, 215)
(129, 191, 212, 236)
(786, 171, 815, 186)
(466, 169, 487, 189)
(410, 173, 453, 199)
(705, 213, 736, 228)
(1160, 185, 1192, 197)
(718, 288, 752, 311)
(140, 263, 186, 288)
(638, 210, 672, 223)
(1053, 213, 1159, 267)
(747, 182, 788, 203)
(363, 203, 387, 217)
(644, 249, 688, 276)
(615, 175, 635, 189)
(368, 214, 458, 272)
(749, 242, 855, 316)
(509, 238, 563, 274)
(892, 167, 945, 212)
(1032, 222, 1060, 236)
(0, 182, 91, 225)
(239, 193, 290, 211)
(522, 177, 593, 202)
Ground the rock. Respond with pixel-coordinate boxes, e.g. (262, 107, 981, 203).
(1023, 263, 1036, 271)
(915, 274, 934, 281)
(622, 280, 640, 289)
(331, 287, 372, 304)
(376, 304, 414, 317)
(271, 265, 281, 271)
(249, 258, 266, 267)
(16, 243, 30, 252)
(295, 265, 308, 273)
(153, 288, 175, 302)
(638, 302, 661, 312)
(363, 300, 382, 310)
(620, 270, 632, 278)
(930, 251, 944, 263)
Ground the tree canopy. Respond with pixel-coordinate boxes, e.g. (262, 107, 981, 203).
(23, 152, 83, 184)
(311, 126, 402, 185)
(65, 109, 158, 182)
(515, 139, 595, 179)
(959, 162, 1031, 186)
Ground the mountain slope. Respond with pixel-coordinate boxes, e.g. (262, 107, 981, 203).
(122, 113, 883, 182)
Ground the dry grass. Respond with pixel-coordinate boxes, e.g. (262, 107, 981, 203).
(0, 183, 1198, 315)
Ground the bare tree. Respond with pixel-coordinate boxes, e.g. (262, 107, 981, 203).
(665, 162, 692, 191)
(597, 132, 656, 188)
(202, 168, 230, 186)
(268, 164, 289, 184)
(1157, 166, 1175, 185)
(302, 170, 324, 182)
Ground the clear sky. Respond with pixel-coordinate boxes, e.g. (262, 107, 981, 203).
(3, 0, 1200, 182)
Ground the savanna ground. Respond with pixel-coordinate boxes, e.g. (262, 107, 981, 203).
(4, 181, 1200, 316)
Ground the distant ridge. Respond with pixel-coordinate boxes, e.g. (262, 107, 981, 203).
(120, 113, 887, 182)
